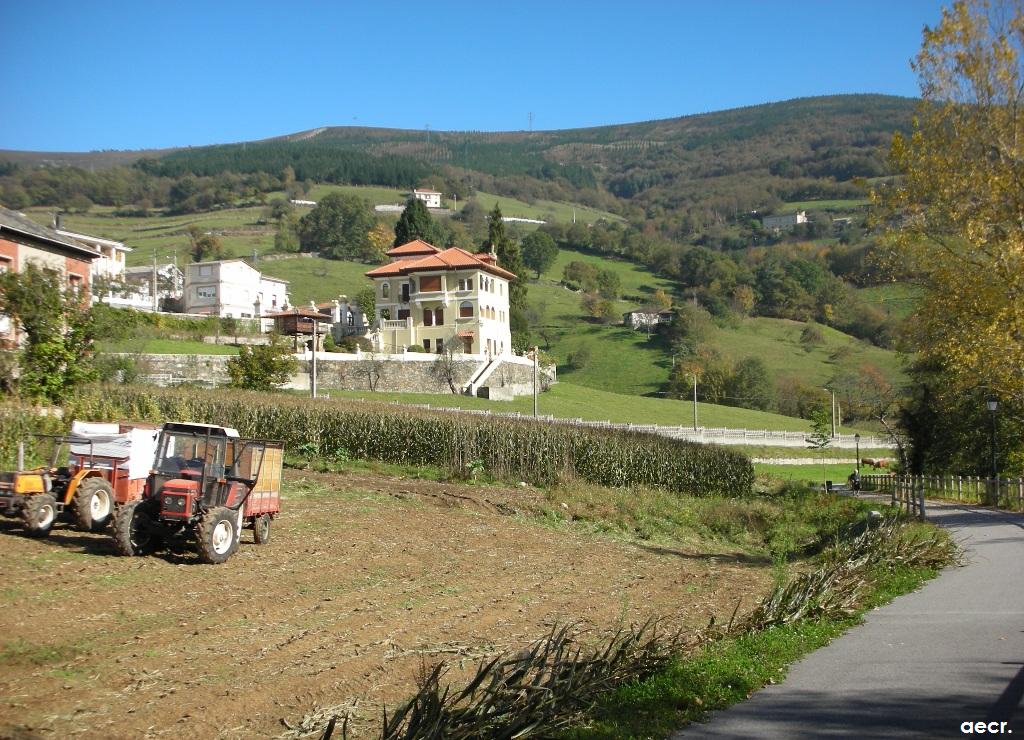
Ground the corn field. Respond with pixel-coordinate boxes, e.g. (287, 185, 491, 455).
(51, 387, 755, 496)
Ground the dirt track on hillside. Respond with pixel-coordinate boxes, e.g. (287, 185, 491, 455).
(0, 468, 772, 739)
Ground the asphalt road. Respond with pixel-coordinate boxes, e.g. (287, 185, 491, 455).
(672, 502, 1024, 739)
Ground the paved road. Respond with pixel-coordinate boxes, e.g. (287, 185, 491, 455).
(672, 502, 1024, 739)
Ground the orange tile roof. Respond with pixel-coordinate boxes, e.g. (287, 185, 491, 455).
(386, 239, 441, 258)
(365, 247, 517, 280)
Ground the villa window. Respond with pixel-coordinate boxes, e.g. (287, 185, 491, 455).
(423, 309, 433, 327)
(459, 301, 473, 318)
(436, 338, 444, 354)
(424, 339, 431, 350)
(420, 275, 441, 292)
(382, 283, 390, 299)
(398, 309, 410, 320)
(434, 308, 444, 325)
(467, 279, 473, 290)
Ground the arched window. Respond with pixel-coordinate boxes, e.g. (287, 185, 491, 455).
(459, 301, 474, 318)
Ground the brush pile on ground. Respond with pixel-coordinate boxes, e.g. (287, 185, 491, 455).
(63, 387, 754, 496)
(315, 515, 954, 740)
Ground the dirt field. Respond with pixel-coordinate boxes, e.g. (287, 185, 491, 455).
(0, 468, 773, 739)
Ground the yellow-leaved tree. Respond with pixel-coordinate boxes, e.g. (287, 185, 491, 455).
(876, 0, 1024, 405)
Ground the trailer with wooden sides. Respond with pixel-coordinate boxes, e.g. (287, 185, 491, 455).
(113, 422, 284, 564)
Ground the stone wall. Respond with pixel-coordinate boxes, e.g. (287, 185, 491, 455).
(113, 352, 556, 399)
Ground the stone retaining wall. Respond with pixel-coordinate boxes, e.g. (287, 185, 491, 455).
(112, 352, 555, 399)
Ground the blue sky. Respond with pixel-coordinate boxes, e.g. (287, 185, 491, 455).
(2, 0, 946, 152)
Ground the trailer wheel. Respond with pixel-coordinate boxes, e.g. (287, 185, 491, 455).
(253, 514, 271, 545)
(22, 494, 57, 537)
(73, 478, 114, 532)
(196, 507, 237, 564)
(114, 500, 162, 556)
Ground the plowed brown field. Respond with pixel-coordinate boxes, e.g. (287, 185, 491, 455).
(0, 468, 772, 739)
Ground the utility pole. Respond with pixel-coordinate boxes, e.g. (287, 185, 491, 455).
(311, 320, 318, 399)
(151, 252, 158, 312)
(692, 374, 698, 431)
(825, 387, 836, 438)
(532, 346, 539, 418)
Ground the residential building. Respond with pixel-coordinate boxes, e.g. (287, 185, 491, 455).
(183, 259, 289, 319)
(762, 210, 808, 232)
(412, 189, 442, 208)
(119, 264, 185, 311)
(0, 206, 100, 345)
(56, 228, 130, 282)
(314, 296, 370, 338)
(623, 308, 674, 330)
(364, 239, 514, 357)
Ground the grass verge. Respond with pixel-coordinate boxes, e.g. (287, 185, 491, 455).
(565, 530, 945, 739)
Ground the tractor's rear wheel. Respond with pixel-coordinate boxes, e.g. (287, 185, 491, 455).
(253, 514, 271, 545)
(22, 494, 57, 537)
(73, 478, 114, 532)
(114, 500, 162, 556)
(196, 507, 237, 564)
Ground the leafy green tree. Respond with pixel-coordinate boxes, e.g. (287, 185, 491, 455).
(393, 197, 433, 246)
(806, 403, 833, 489)
(0, 264, 96, 403)
(226, 336, 298, 391)
(726, 357, 775, 411)
(354, 284, 376, 326)
(188, 226, 226, 262)
(274, 212, 301, 253)
(521, 231, 557, 279)
(298, 192, 377, 260)
(596, 268, 621, 300)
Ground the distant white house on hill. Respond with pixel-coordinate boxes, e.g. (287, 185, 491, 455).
(183, 259, 289, 320)
(762, 210, 808, 232)
(412, 189, 442, 208)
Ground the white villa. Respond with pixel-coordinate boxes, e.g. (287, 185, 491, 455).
(183, 259, 289, 319)
(365, 240, 514, 357)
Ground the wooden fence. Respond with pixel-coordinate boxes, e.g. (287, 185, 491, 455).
(862, 473, 1024, 513)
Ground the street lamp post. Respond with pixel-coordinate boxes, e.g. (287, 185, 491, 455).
(987, 396, 998, 501)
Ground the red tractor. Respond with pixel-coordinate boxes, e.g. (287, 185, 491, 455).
(113, 422, 283, 564)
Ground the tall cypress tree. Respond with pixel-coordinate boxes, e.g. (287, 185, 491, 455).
(393, 197, 433, 246)
(485, 204, 529, 351)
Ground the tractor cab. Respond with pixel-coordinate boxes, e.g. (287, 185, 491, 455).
(115, 422, 283, 564)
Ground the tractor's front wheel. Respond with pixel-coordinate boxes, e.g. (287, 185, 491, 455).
(196, 507, 237, 564)
(73, 478, 114, 532)
(253, 514, 271, 545)
(114, 500, 162, 556)
(22, 494, 57, 537)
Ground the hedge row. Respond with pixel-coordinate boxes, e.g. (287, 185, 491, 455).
(60, 388, 755, 496)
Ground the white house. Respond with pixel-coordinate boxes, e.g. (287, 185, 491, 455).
(183, 259, 289, 319)
(365, 239, 514, 357)
(762, 211, 808, 232)
(314, 295, 370, 338)
(412, 189, 442, 209)
(118, 264, 185, 311)
(56, 229, 130, 281)
(623, 308, 673, 330)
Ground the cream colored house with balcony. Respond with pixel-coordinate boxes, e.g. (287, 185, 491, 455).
(365, 240, 514, 357)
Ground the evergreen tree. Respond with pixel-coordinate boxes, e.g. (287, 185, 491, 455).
(393, 197, 433, 246)
(298, 193, 376, 259)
